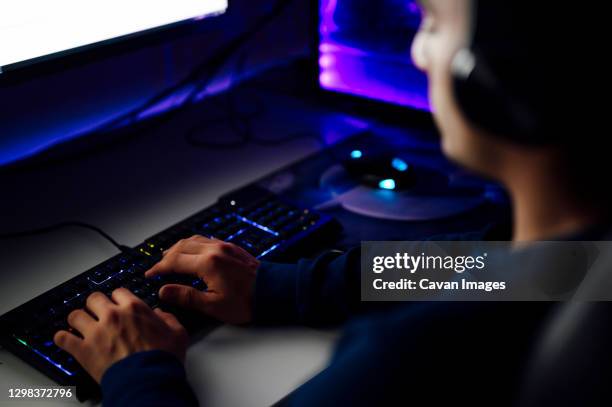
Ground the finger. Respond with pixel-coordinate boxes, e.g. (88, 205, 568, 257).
(145, 253, 200, 278)
(153, 308, 185, 332)
(159, 284, 213, 312)
(85, 292, 114, 319)
(54, 330, 84, 355)
(197, 251, 254, 279)
(67, 309, 96, 334)
(227, 244, 260, 268)
(160, 239, 187, 257)
(166, 240, 208, 256)
(161, 236, 216, 256)
(203, 240, 259, 268)
(188, 235, 216, 244)
(111, 287, 143, 306)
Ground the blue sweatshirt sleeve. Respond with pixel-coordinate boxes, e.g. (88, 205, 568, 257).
(100, 350, 198, 407)
(253, 247, 363, 326)
(251, 225, 498, 327)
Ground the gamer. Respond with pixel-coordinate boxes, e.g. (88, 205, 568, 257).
(52, 0, 610, 405)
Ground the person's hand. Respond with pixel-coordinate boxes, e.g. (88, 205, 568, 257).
(53, 288, 188, 383)
(144, 235, 259, 324)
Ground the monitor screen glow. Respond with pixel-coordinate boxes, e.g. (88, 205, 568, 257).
(0, 0, 228, 71)
(319, 0, 429, 111)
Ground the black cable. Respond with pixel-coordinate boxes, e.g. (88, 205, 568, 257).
(186, 51, 327, 149)
(0, 221, 130, 253)
(0, 0, 297, 171)
(186, 81, 327, 149)
(97, 0, 296, 135)
(0, 1, 297, 255)
(185, 49, 262, 149)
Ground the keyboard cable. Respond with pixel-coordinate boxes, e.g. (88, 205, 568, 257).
(0, 221, 131, 253)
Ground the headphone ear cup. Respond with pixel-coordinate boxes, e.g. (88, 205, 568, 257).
(452, 48, 540, 144)
(453, 48, 521, 140)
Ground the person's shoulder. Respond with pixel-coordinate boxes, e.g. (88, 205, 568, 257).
(343, 301, 553, 351)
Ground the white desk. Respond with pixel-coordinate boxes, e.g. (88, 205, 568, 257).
(0, 90, 357, 406)
(0, 326, 338, 407)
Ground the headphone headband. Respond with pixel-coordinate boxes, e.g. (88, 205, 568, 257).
(451, 1, 586, 144)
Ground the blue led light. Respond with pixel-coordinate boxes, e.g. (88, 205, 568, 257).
(225, 228, 246, 242)
(88, 268, 126, 286)
(257, 243, 280, 259)
(391, 158, 409, 172)
(235, 215, 279, 236)
(14, 336, 74, 376)
(350, 150, 363, 159)
(378, 179, 396, 190)
(31, 347, 75, 376)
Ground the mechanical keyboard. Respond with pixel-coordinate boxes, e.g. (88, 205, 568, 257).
(0, 185, 340, 401)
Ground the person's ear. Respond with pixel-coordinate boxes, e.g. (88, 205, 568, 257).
(411, 30, 428, 72)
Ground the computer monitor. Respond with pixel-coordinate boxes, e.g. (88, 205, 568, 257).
(0, 1, 228, 168)
(317, 0, 429, 112)
(0, 0, 228, 75)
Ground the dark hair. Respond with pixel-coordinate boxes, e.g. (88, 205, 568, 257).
(462, 1, 609, 210)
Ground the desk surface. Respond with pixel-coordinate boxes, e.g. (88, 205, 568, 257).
(0, 81, 501, 406)
(0, 88, 356, 406)
(0, 326, 338, 407)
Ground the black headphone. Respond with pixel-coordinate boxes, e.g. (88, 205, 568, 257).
(451, 1, 557, 145)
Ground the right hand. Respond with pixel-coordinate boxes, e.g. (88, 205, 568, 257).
(144, 236, 260, 324)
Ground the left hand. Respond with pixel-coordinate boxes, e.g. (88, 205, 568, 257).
(54, 288, 189, 383)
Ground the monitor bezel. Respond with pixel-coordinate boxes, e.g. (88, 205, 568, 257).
(0, 4, 228, 87)
(310, 0, 434, 128)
